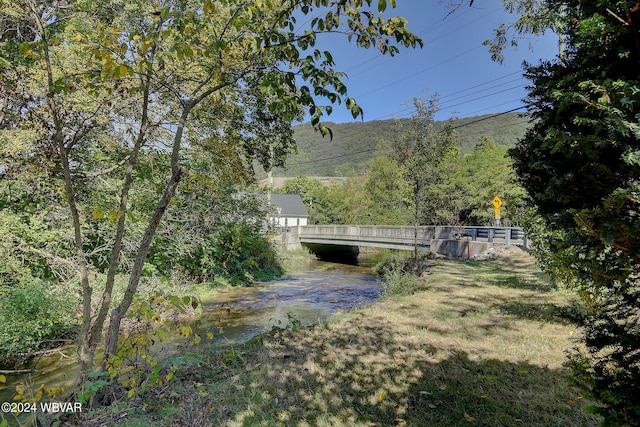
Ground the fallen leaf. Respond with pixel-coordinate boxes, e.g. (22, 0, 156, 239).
(439, 383, 448, 391)
(477, 393, 489, 399)
(464, 412, 476, 422)
(378, 391, 386, 402)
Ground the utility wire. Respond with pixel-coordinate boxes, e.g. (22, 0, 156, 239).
(292, 148, 380, 165)
(286, 109, 529, 166)
(440, 85, 524, 111)
(450, 106, 526, 130)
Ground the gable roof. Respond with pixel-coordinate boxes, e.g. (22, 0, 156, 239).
(269, 194, 309, 217)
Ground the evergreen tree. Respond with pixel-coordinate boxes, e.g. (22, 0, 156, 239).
(510, 2, 640, 423)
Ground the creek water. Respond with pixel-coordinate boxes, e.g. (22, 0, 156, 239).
(0, 258, 383, 409)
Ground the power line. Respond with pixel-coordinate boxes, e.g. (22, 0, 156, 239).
(291, 148, 380, 165)
(354, 45, 482, 99)
(438, 70, 523, 101)
(438, 77, 522, 105)
(286, 109, 529, 166)
(440, 84, 524, 111)
(346, 6, 502, 80)
(452, 97, 524, 118)
(450, 107, 526, 130)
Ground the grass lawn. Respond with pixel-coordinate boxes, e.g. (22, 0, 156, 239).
(81, 248, 600, 427)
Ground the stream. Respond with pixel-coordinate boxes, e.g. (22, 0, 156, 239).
(0, 258, 383, 410)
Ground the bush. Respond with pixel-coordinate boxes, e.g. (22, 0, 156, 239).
(375, 253, 427, 296)
(172, 223, 284, 286)
(381, 268, 424, 296)
(0, 279, 75, 365)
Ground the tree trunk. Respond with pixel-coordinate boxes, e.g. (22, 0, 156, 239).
(87, 72, 152, 357)
(102, 99, 191, 364)
(103, 167, 183, 361)
(414, 182, 420, 270)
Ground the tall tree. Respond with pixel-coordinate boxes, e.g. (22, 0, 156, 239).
(1, 0, 421, 378)
(508, 1, 640, 423)
(391, 96, 458, 265)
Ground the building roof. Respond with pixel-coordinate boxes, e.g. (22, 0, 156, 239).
(269, 194, 309, 217)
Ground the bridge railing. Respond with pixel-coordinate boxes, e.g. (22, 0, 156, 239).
(299, 225, 527, 250)
(461, 226, 527, 247)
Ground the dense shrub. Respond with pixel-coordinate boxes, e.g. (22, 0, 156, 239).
(374, 252, 428, 296)
(0, 279, 75, 365)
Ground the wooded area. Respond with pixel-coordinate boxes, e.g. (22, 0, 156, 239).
(269, 111, 529, 177)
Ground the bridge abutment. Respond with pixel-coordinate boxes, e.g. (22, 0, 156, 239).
(429, 239, 491, 259)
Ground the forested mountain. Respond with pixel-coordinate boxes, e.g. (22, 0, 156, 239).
(269, 112, 530, 177)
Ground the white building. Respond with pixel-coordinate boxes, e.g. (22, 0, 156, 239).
(268, 194, 309, 228)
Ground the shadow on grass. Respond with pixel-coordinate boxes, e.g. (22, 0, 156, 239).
(219, 325, 595, 427)
(495, 300, 586, 325)
(119, 316, 600, 427)
(428, 258, 586, 326)
(86, 254, 597, 427)
(487, 274, 552, 293)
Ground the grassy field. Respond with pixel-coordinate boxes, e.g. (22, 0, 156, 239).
(81, 248, 600, 427)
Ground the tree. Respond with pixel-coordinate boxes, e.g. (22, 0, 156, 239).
(1, 0, 421, 379)
(508, 2, 640, 423)
(355, 155, 411, 225)
(280, 175, 325, 207)
(391, 96, 458, 265)
(459, 136, 526, 225)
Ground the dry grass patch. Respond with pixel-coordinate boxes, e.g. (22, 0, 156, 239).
(91, 249, 598, 427)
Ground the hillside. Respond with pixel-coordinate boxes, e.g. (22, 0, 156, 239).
(269, 112, 530, 177)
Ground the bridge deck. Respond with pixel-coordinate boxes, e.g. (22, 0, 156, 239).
(298, 225, 526, 253)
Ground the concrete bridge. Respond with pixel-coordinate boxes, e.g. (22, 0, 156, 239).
(278, 225, 527, 259)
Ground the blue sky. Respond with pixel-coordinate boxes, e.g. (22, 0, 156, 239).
(303, 1, 559, 123)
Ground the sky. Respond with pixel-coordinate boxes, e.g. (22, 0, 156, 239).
(300, 1, 560, 123)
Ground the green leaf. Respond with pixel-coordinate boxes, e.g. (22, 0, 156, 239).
(318, 124, 333, 140)
(202, 0, 214, 15)
(345, 97, 355, 109)
(92, 208, 104, 219)
(378, 0, 387, 13)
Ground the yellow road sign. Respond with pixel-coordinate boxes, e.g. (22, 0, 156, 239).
(492, 196, 503, 208)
